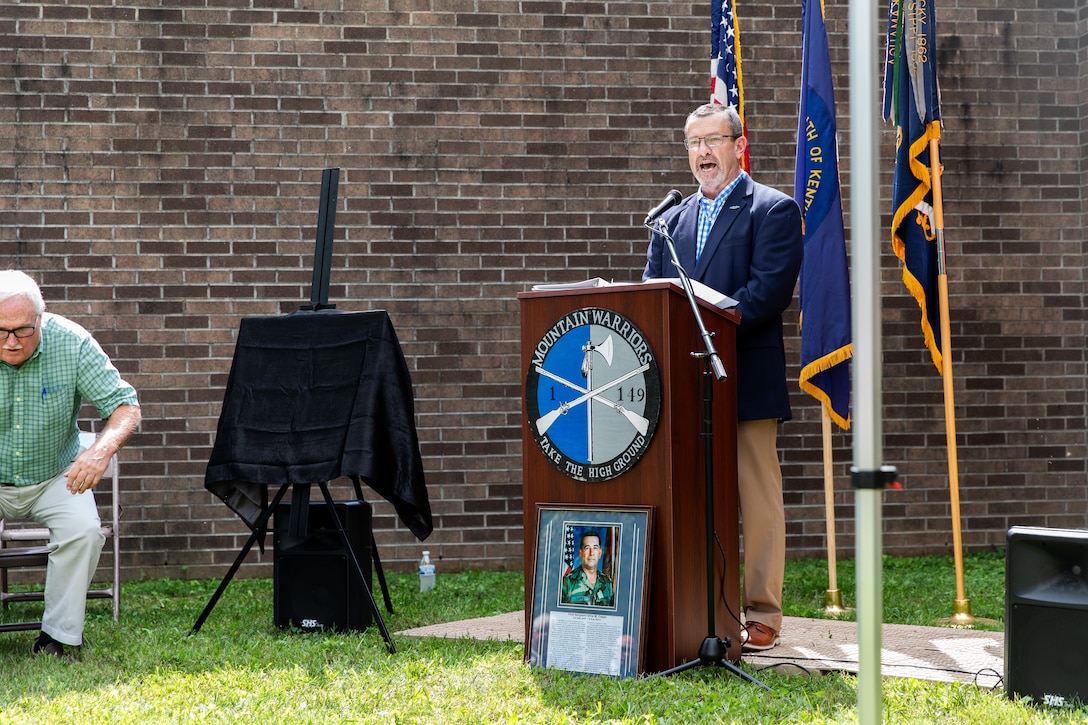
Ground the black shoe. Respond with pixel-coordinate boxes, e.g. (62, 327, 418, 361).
(32, 635, 74, 663)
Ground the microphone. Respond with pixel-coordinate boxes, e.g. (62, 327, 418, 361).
(643, 189, 683, 226)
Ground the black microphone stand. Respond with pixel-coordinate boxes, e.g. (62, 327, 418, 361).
(648, 218, 769, 690)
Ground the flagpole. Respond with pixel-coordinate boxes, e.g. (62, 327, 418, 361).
(821, 408, 847, 615)
(928, 138, 974, 627)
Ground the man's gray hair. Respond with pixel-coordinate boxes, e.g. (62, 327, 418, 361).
(685, 103, 744, 137)
(0, 270, 46, 314)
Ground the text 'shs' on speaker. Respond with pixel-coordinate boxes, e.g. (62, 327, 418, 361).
(1005, 525, 1088, 708)
(273, 500, 373, 632)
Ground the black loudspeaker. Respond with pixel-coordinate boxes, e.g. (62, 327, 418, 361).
(1006, 525, 1088, 707)
(273, 500, 373, 632)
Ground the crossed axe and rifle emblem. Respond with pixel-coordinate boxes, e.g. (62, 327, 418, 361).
(533, 335, 650, 439)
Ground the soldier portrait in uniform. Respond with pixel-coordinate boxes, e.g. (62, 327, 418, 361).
(559, 527, 616, 607)
(530, 506, 651, 676)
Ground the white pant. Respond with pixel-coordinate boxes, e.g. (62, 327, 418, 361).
(0, 470, 104, 645)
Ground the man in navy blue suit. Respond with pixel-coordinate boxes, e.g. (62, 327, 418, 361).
(643, 103, 803, 651)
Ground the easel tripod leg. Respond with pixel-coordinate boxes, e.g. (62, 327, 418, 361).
(351, 476, 393, 613)
(317, 481, 396, 653)
(190, 482, 292, 635)
(372, 535, 394, 613)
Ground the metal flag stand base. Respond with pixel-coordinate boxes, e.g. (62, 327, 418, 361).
(937, 598, 999, 629)
(823, 588, 851, 617)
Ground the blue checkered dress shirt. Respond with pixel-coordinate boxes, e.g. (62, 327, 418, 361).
(695, 172, 746, 263)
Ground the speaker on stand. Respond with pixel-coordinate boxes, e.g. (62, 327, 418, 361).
(273, 499, 373, 632)
(1005, 525, 1088, 708)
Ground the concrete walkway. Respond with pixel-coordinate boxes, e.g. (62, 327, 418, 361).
(397, 611, 1004, 688)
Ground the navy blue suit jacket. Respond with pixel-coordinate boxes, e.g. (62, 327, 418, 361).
(642, 175, 803, 422)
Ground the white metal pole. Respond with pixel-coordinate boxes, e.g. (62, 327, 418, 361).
(848, 0, 885, 721)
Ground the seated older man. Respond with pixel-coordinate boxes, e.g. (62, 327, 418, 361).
(0, 270, 140, 661)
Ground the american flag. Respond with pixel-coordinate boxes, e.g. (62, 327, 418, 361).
(711, 0, 750, 171)
(563, 524, 575, 574)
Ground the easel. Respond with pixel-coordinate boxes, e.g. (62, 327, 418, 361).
(190, 168, 396, 652)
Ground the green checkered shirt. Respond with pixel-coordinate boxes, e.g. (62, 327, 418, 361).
(0, 313, 138, 486)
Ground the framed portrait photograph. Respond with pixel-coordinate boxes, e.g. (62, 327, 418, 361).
(527, 504, 653, 677)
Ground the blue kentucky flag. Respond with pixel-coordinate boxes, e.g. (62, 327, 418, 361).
(794, 0, 851, 429)
(884, 0, 943, 371)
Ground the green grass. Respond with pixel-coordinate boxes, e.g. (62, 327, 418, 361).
(783, 552, 1007, 628)
(0, 552, 1080, 724)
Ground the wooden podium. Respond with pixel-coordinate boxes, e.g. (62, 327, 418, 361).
(518, 280, 741, 673)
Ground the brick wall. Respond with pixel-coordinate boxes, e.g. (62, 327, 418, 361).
(1, 0, 1084, 582)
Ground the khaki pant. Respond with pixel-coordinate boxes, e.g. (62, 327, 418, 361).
(736, 418, 785, 632)
(0, 469, 104, 645)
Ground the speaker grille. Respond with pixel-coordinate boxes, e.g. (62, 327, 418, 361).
(1006, 526, 1088, 707)
(273, 500, 373, 632)
(1006, 604, 1088, 706)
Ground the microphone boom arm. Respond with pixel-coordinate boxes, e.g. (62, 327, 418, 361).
(648, 218, 728, 381)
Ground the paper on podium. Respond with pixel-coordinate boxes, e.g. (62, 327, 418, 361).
(647, 278, 739, 310)
(530, 277, 738, 311)
(530, 277, 616, 291)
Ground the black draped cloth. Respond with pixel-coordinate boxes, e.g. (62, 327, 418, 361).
(205, 310, 432, 540)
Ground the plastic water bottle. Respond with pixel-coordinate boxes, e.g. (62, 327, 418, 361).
(419, 550, 436, 592)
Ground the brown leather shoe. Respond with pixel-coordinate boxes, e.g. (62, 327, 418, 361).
(740, 621, 779, 651)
